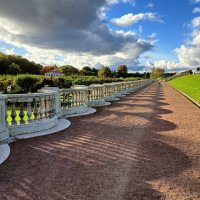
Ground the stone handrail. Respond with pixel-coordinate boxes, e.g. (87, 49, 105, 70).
(0, 80, 153, 141)
(4, 92, 57, 137)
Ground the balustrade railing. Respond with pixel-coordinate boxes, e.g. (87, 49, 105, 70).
(5, 93, 56, 126)
(0, 79, 153, 140)
(88, 85, 104, 101)
(59, 87, 88, 109)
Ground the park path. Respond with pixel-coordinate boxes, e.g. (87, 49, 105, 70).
(0, 82, 200, 200)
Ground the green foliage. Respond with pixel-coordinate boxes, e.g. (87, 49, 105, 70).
(124, 77, 141, 81)
(54, 77, 72, 88)
(0, 73, 145, 93)
(196, 67, 200, 72)
(6, 63, 21, 75)
(0, 52, 42, 75)
(150, 67, 165, 79)
(168, 74, 200, 103)
(15, 75, 41, 93)
(80, 66, 98, 76)
(117, 65, 128, 78)
(0, 77, 13, 94)
(59, 65, 80, 75)
(98, 66, 112, 78)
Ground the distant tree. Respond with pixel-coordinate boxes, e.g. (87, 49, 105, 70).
(59, 65, 80, 76)
(80, 66, 98, 76)
(6, 63, 21, 75)
(143, 72, 150, 79)
(80, 66, 92, 76)
(98, 66, 112, 78)
(0, 52, 42, 74)
(112, 70, 118, 78)
(40, 66, 55, 75)
(91, 68, 98, 76)
(196, 67, 200, 71)
(117, 65, 128, 78)
(150, 67, 165, 79)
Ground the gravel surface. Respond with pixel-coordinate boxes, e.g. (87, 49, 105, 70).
(0, 82, 199, 200)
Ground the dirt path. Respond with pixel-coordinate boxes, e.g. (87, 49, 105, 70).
(0, 82, 199, 200)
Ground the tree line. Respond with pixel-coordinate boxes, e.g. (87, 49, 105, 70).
(0, 52, 150, 79)
(0, 52, 42, 75)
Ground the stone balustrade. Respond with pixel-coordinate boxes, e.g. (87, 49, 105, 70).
(0, 79, 153, 141)
(4, 92, 58, 137)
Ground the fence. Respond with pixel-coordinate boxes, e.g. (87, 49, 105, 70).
(0, 80, 153, 141)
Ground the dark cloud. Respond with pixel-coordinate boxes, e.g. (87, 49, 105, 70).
(0, 0, 154, 56)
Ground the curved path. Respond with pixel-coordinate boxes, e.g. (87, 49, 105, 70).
(0, 82, 200, 200)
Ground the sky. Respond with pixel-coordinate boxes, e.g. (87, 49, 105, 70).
(0, 0, 200, 72)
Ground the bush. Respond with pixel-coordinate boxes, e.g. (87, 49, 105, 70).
(15, 75, 41, 93)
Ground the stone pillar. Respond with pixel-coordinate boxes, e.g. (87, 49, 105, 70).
(0, 95, 9, 141)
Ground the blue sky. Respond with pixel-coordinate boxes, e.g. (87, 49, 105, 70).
(0, 0, 200, 72)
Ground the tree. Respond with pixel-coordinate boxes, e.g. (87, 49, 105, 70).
(150, 67, 165, 79)
(91, 68, 98, 76)
(6, 63, 21, 75)
(98, 66, 112, 78)
(0, 52, 42, 75)
(59, 65, 80, 76)
(117, 65, 128, 78)
(80, 66, 98, 76)
(196, 67, 200, 71)
(40, 66, 55, 75)
(80, 66, 92, 76)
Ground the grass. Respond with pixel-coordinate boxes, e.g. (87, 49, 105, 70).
(168, 74, 200, 103)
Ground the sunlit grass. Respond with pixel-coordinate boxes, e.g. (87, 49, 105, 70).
(168, 74, 200, 103)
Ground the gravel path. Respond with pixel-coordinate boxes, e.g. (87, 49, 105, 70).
(0, 82, 199, 200)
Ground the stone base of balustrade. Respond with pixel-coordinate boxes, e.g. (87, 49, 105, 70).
(65, 107, 96, 118)
(62, 105, 89, 116)
(122, 91, 131, 95)
(63, 105, 97, 118)
(114, 93, 126, 98)
(0, 127, 9, 142)
(0, 144, 10, 165)
(104, 95, 120, 102)
(94, 102, 111, 107)
(87, 99, 111, 107)
(16, 118, 71, 139)
(8, 116, 58, 137)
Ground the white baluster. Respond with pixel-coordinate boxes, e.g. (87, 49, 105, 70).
(27, 98, 33, 122)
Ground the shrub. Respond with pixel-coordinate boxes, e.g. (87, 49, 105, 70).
(15, 75, 41, 93)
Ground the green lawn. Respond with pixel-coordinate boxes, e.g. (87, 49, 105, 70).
(168, 74, 200, 103)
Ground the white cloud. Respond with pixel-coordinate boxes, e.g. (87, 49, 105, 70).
(146, 59, 182, 70)
(146, 2, 154, 8)
(22, 37, 153, 69)
(175, 32, 200, 67)
(107, 0, 136, 6)
(192, 7, 200, 14)
(191, 16, 200, 28)
(111, 13, 163, 27)
(191, 0, 200, 4)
